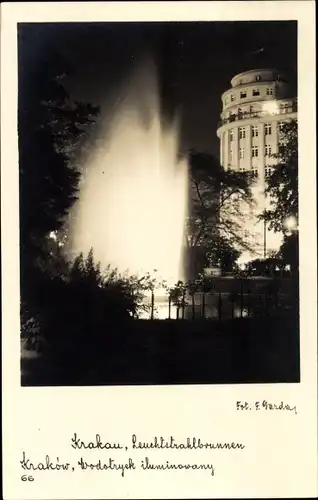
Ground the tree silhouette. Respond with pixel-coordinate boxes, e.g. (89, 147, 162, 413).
(260, 120, 298, 232)
(278, 232, 299, 273)
(19, 50, 99, 255)
(259, 120, 298, 274)
(18, 45, 100, 324)
(186, 151, 252, 276)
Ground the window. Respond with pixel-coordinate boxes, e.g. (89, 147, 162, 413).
(280, 102, 289, 113)
(229, 129, 234, 141)
(265, 166, 272, 178)
(252, 88, 260, 96)
(252, 168, 258, 178)
(252, 125, 258, 137)
(239, 127, 246, 139)
(239, 167, 246, 172)
(256, 75, 262, 81)
(239, 148, 245, 159)
(230, 94, 235, 102)
(251, 146, 258, 157)
(265, 144, 272, 156)
(266, 87, 274, 96)
(229, 150, 233, 162)
(264, 123, 272, 135)
(278, 121, 285, 132)
(240, 91, 247, 98)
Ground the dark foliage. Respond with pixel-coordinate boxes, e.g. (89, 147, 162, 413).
(22, 314, 300, 386)
(186, 151, 252, 276)
(243, 257, 288, 277)
(18, 50, 99, 246)
(278, 232, 299, 272)
(260, 120, 298, 233)
(18, 47, 99, 311)
(21, 250, 149, 383)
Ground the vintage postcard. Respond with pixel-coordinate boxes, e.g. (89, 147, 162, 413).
(1, 1, 317, 498)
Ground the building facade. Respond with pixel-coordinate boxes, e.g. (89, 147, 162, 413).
(217, 68, 297, 264)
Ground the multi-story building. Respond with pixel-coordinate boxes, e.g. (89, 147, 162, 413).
(217, 68, 297, 264)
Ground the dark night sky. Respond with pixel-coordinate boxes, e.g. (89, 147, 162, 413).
(18, 21, 297, 156)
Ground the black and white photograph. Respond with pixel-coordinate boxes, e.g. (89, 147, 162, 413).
(2, 2, 317, 499)
(19, 20, 300, 386)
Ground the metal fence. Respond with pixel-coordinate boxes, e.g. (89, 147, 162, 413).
(141, 289, 295, 321)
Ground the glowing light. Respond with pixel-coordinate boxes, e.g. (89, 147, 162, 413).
(49, 231, 57, 241)
(262, 101, 279, 115)
(68, 59, 188, 287)
(284, 215, 298, 231)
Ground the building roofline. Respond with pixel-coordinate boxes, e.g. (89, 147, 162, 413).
(232, 68, 279, 78)
(230, 68, 284, 86)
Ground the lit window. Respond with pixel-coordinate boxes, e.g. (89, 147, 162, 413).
(256, 75, 262, 82)
(239, 127, 246, 139)
(264, 123, 272, 135)
(251, 146, 258, 157)
(265, 145, 272, 156)
(262, 101, 278, 114)
(229, 130, 234, 141)
(240, 91, 247, 98)
(231, 94, 235, 102)
(239, 148, 245, 159)
(252, 88, 260, 96)
(266, 87, 274, 96)
(252, 125, 258, 137)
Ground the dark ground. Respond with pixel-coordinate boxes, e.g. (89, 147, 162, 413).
(21, 312, 300, 386)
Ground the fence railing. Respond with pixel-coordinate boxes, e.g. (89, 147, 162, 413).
(218, 102, 298, 128)
(141, 289, 296, 321)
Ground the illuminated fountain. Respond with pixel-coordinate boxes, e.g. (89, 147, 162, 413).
(68, 59, 188, 316)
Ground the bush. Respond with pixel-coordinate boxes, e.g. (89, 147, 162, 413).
(20, 249, 156, 381)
